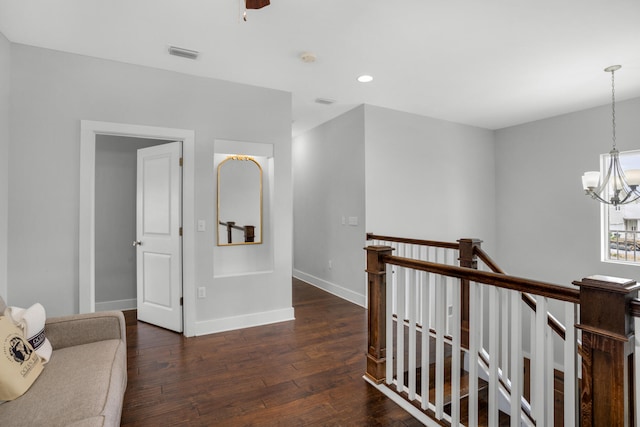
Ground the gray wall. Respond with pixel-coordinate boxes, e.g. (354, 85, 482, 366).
(7, 43, 292, 321)
(365, 105, 497, 253)
(0, 32, 9, 301)
(495, 97, 640, 286)
(293, 106, 366, 305)
(95, 135, 167, 309)
(292, 104, 498, 306)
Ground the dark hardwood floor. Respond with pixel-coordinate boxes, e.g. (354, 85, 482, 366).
(121, 278, 423, 426)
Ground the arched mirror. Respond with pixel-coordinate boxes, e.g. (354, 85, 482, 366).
(217, 155, 262, 245)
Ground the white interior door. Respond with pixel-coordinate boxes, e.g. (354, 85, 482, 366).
(135, 141, 183, 332)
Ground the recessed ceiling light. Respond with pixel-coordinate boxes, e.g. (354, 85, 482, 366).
(357, 75, 373, 83)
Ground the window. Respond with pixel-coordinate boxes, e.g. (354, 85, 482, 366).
(604, 149, 640, 264)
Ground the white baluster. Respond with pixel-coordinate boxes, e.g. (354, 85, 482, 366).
(488, 286, 500, 426)
(564, 302, 577, 426)
(445, 249, 454, 336)
(396, 267, 406, 394)
(421, 269, 431, 410)
(415, 268, 421, 330)
(546, 320, 554, 427)
(408, 265, 417, 401)
(435, 271, 446, 420)
(418, 246, 427, 326)
(468, 281, 480, 427)
(429, 246, 437, 328)
(386, 263, 394, 386)
(533, 296, 548, 423)
(478, 264, 485, 350)
(391, 244, 397, 319)
(510, 290, 522, 427)
(450, 278, 461, 425)
(501, 289, 510, 379)
(403, 244, 411, 317)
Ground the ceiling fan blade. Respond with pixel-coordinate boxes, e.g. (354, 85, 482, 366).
(246, 0, 270, 9)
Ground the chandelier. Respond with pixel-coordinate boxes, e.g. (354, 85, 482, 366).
(581, 65, 640, 207)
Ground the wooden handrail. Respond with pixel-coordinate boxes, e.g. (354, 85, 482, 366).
(521, 294, 568, 340)
(368, 235, 574, 340)
(382, 254, 581, 304)
(366, 233, 459, 250)
(474, 246, 505, 274)
(475, 246, 569, 340)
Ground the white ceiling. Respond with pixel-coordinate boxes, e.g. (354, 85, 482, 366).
(1, 0, 639, 136)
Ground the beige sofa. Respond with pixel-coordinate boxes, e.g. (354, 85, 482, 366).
(0, 296, 127, 427)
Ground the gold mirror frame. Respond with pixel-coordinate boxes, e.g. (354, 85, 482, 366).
(217, 155, 263, 246)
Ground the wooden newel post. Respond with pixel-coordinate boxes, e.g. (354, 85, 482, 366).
(458, 238, 482, 349)
(574, 275, 640, 427)
(365, 245, 394, 384)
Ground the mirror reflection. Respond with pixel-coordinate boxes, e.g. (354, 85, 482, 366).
(217, 155, 262, 245)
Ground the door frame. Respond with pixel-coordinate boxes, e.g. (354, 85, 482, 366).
(79, 120, 196, 336)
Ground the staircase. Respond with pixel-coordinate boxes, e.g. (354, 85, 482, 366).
(400, 352, 565, 425)
(364, 233, 640, 426)
(396, 336, 510, 426)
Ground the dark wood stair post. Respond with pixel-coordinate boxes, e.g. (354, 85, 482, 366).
(574, 275, 640, 427)
(365, 245, 394, 384)
(458, 238, 483, 349)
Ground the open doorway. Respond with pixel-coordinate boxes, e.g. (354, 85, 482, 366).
(94, 135, 171, 312)
(79, 120, 196, 336)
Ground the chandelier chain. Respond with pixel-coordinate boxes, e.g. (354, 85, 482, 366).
(611, 68, 617, 149)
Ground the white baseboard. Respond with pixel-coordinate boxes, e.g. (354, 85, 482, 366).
(194, 307, 295, 336)
(293, 269, 366, 308)
(95, 298, 136, 311)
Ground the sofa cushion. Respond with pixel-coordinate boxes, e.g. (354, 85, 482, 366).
(0, 338, 127, 427)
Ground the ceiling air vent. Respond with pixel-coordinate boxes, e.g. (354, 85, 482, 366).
(168, 46, 199, 60)
(315, 98, 336, 105)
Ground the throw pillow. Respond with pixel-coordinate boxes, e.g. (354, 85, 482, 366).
(0, 315, 44, 401)
(4, 303, 53, 364)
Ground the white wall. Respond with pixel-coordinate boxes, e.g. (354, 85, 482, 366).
(0, 32, 9, 301)
(8, 43, 292, 328)
(365, 105, 497, 252)
(94, 135, 166, 310)
(495, 97, 640, 286)
(293, 106, 366, 305)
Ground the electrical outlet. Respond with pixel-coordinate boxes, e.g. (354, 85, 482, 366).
(197, 287, 206, 299)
